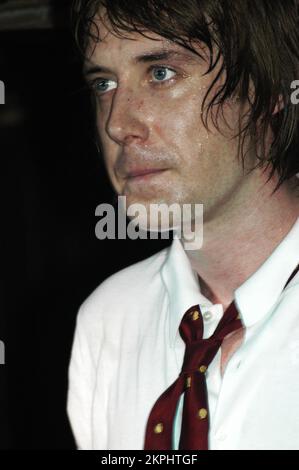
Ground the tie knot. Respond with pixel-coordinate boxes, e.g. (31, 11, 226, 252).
(180, 336, 222, 374)
(179, 303, 242, 373)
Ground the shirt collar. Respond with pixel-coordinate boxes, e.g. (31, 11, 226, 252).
(235, 215, 299, 327)
(161, 216, 299, 346)
(161, 236, 213, 348)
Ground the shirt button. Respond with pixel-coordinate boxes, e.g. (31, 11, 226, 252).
(203, 310, 212, 321)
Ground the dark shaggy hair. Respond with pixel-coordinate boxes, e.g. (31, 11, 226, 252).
(71, 0, 299, 193)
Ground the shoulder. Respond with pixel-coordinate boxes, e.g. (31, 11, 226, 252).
(76, 244, 170, 332)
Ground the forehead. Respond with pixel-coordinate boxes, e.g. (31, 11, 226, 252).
(84, 13, 199, 67)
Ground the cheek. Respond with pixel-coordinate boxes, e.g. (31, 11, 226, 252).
(96, 113, 115, 157)
(137, 99, 145, 110)
(152, 95, 202, 137)
(153, 96, 207, 165)
(152, 122, 163, 138)
(96, 126, 119, 185)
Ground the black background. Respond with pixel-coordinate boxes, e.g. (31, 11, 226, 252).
(0, 14, 169, 449)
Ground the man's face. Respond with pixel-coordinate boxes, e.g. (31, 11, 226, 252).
(84, 15, 256, 226)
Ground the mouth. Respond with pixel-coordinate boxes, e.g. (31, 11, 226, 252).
(125, 168, 169, 181)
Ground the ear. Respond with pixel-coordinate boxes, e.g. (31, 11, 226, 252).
(272, 94, 284, 115)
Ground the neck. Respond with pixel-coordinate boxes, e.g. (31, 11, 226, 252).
(184, 170, 299, 310)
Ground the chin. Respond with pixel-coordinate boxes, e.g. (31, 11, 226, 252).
(126, 198, 185, 234)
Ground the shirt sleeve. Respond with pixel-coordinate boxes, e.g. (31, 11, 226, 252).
(67, 306, 96, 450)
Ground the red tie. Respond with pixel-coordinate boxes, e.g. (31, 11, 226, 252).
(144, 263, 299, 450)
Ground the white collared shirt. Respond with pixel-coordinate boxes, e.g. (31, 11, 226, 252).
(67, 216, 299, 450)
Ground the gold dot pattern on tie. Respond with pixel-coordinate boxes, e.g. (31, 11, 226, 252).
(144, 302, 242, 450)
(143, 263, 299, 450)
(154, 423, 163, 434)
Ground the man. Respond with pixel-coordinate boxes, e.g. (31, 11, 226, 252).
(67, 0, 299, 450)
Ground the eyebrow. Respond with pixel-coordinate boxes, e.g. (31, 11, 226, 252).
(83, 48, 199, 77)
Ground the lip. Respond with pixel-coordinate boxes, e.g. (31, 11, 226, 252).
(125, 168, 168, 180)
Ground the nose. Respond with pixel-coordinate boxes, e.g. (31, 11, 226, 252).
(105, 87, 150, 146)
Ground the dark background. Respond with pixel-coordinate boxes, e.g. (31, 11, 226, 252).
(0, 0, 169, 449)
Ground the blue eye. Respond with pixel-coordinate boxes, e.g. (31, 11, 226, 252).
(92, 78, 117, 94)
(151, 66, 176, 82)
(95, 80, 108, 91)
